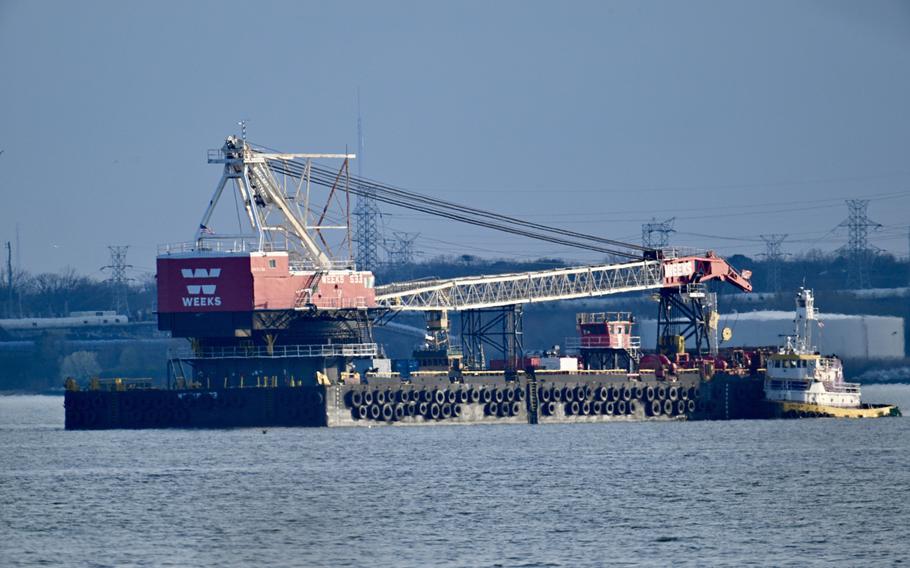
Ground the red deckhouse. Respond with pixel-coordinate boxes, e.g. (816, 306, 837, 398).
(577, 312, 635, 350)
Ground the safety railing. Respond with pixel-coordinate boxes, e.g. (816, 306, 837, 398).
(824, 381, 862, 393)
(289, 259, 355, 272)
(659, 247, 703, 259)
(576, 312, 633, 324)
(564, 336, 641, 349)
(170, 342, 379, 360)
(157, 237, 289, 255)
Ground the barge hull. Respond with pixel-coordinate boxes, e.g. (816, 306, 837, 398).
(64, 372, 771, 430)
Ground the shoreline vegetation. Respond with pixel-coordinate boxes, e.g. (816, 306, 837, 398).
(1, 255, 909, 391)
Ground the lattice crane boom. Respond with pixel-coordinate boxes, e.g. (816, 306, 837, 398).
(374, 253, 751, 312)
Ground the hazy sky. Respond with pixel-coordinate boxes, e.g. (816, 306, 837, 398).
(2, 0, 909, 277)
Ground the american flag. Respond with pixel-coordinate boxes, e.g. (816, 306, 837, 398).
(199, 224, 214, 235)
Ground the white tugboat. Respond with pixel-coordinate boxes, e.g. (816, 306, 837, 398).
(764, 288, 899, 418)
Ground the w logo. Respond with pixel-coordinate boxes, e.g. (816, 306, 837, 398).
(179, 266, 224, 308)
(181, 268, 222, 279)
(181, 267, 221, 298)
(186, 284, 218, 295)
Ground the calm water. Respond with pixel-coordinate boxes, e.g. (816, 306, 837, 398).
(2, 386, 910, 567)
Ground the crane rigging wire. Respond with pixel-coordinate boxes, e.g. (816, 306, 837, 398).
(306, 164, 648, 251)
(268, 160, 640, 258)
(249, 141, 647, 255)
(266, 156, 645, 259)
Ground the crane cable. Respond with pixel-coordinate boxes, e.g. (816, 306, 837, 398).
(268, 160, 639, 258)
(305, 162, 648, 252)
(266, 156, 647, 259)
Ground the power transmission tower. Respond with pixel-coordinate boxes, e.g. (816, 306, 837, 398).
(5, 241, 12, 318)
(641, 217, 676, 249)
(385, 232, 419, 266)
(102, 245, 132, 315)
(353, 91, 381, 271)
(759, 234, 788, 293)
(837, 200, 881, 289)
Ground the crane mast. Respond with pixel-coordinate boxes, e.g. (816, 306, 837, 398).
(197, 136, 354, 270)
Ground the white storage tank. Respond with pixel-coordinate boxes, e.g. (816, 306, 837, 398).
(637, 311, 905, 360)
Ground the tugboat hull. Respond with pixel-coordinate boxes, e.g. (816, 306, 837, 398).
(768, 400, 901, 419)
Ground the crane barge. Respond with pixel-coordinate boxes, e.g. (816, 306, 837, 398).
(65, 135, 777, 430)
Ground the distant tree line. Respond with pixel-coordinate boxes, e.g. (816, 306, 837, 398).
(726, 250, 909, 293)
(2, 250, 907, 320)
(0, 267, 157, 320)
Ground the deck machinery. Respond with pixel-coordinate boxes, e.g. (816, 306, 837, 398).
(64, 135, 761, 430)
